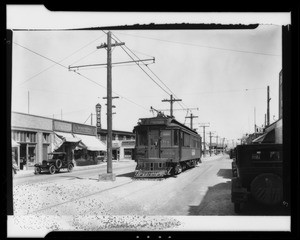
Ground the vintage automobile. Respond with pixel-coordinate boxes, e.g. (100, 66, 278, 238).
(231, 144, 283, 213)
(34, 152, 74, 175)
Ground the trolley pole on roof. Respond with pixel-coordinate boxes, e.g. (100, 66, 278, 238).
(199, 123, 210, 157)
(162, 94, 182, 117)
(97, 31, 124, 181)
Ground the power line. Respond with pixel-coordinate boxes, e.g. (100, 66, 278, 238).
(13, 41, 149, 112)
(113, 38, 171, 96)
(115, 31, 281, 57)
(111, 32, 189, 111)
(16, 33, 106, 86)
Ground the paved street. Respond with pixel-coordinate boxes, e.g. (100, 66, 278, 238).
(9, 154, 290, 236)
(13, 155, 234, 216)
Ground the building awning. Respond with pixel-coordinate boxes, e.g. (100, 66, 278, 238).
(252, 129, 275, 143)
(12, 138, 19, 148)
(55, 131, 81, 143)
(74, 134, 106, 151)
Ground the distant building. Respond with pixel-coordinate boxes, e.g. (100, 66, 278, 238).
(11, 111, 107, 170)
(97, 129, 135, 160)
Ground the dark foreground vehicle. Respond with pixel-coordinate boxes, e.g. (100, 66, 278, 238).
(34, 152, 74, 175)
(231, 144, 284, 213)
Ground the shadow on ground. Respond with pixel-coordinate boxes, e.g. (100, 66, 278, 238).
(217, 169, 233, 179)
(188, 173, 290, 216)
(188, 181, 233, 216)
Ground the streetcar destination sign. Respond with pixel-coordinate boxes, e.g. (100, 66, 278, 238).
(134, 170, 166, 177)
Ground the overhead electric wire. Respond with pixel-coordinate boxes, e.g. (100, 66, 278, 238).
(111, 32, 189, 110)
(13, 41, 149, 112)
(16, 33, 106, 86)
(114, 31, 281, 57)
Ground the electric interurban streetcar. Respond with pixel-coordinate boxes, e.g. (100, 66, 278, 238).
(133, 113, 202, 177)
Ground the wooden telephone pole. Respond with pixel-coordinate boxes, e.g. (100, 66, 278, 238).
(208, 131, 215, 156)
(199, 123, 210, 156)
(161, 94, 182, 117)
(97, 31, 124, 181)
(68, 31, 153, 181)
(185, 113, 198, 130)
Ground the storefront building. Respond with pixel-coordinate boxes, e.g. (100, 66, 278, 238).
(97, 129, 135, 160)
(11, 112, 106, 170)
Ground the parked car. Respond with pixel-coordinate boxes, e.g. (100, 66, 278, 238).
(34, 152, 74, 175)
(231, 144, 283, 213)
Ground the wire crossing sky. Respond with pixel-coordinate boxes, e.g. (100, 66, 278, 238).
(8, 8, 285, 142)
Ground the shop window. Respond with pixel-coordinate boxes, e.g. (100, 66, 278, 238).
(160, 130, 171, 147)
(43, 133, 50, 143)
(12, 131, 20, 142)
(124, 149, 132, 158)
(27, 145, 36, 166)
(100, 135, 107, 141)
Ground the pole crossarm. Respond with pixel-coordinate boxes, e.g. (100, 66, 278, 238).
(97, 42, 125, 49)
(157, 107, 198, 112)
(161, 94, 182, 117)
(185, 113, 198, 129)
(68, 58, 155, 70)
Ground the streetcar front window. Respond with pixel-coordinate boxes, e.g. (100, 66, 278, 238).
(137, 129, 148, 146)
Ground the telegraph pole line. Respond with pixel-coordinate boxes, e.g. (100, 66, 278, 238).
(199, 123, 210, 157)
(185, 113, 198, 129)
(208, 131, 215, 156)
(162, 94, 182, 118)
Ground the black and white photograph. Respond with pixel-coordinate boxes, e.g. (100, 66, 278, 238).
(6, 6, 294, 238)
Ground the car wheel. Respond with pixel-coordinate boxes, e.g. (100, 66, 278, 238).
(67, 163, 73, 172)
(55, 159, 62, 169)
(35, 166, 41, 174)
(49, 165, 56, 174)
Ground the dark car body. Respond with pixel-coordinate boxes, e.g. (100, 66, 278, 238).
(231, 144, 284, 213)
(34, 152, 74, 174)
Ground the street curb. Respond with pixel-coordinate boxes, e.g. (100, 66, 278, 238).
(14, 160, 135, 179)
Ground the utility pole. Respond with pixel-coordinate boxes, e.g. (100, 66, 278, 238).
(97, 31, 124, 181)
(28, 91, 30, 114)
(162, 94, 182, 118)
(208, 131, 215, 156)
(199, 123, 210, 157)
(185, 113, 198, 129)
(67, 31, 152, 180)
(254, 107, 256, 133)
(267, 86, 271, 126)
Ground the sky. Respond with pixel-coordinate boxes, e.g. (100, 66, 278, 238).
(7, 6, 290, 147)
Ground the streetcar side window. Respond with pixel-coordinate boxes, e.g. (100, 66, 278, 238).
(173, 129, 179, 146)
(150, 163, 154, 170)
(138, 129, 148, 146)
(183, 133, 190, 147)
(161, 130, 171, 147)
